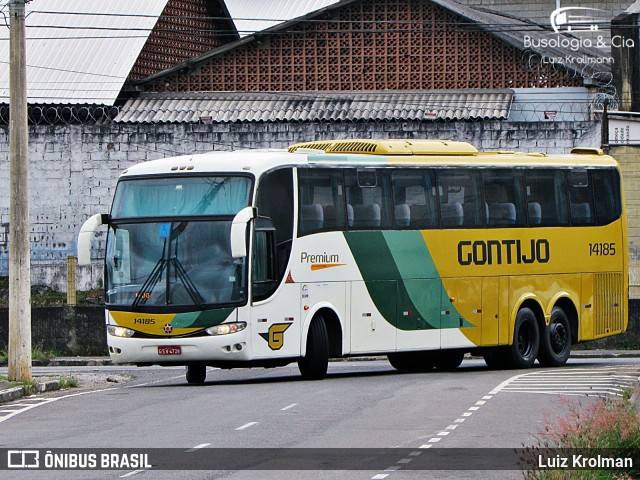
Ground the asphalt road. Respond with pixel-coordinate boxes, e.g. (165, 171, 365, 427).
(0, 357, 639, 480)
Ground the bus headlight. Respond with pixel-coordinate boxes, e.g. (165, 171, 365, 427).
(107, 325, 135, 338)
(206, 322, 247, 336)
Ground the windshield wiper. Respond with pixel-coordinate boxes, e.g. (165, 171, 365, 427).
(132, 224, 205, 308)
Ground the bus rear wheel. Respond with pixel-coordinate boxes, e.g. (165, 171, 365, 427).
(186, 364, 207, 384)
(504, 307, 540, 369)
(537, 306, 571, 367)
(298, 315, 329, 380)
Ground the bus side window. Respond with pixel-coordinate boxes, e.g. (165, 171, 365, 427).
(483, 169, 525, 227)
(525, 170, 569, 226)
(568, 169, 595, 226)
(345, 169, 392, 229)
(436, 170, 482, 228)
(593, 169, 622, 225)
(297, 168, 346, 234)
(255, 168, 294, 298)
(391, 170, 437, 229)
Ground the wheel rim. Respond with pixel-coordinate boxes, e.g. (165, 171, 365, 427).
(517, 322, 534, 358)
(549, 320, 569, 354)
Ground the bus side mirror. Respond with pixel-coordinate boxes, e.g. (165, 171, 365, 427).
(77, 213, 109, 266)
(230, 207, 256, 258)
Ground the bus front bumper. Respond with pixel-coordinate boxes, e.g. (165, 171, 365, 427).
(107, 331, 251, 364)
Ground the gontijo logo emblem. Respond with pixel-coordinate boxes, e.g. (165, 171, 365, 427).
(259, 323, 292, 350)
(301, 251, 345, 271)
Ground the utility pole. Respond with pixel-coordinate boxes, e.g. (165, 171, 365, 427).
(8, 0, 31, 382)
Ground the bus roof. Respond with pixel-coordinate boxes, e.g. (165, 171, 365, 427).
(119, 140, 619, 179)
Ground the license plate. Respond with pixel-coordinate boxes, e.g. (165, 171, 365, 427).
(158, 346, 181, 355)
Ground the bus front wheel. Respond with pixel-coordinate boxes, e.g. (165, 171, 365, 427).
(537, 306, 571, 367)
(505, 307, 540, 368)
(186, 364, 207, 384)
(388, 352, 435, 371)
(434, 351, 464, 371)
(298, 316, 329, 380)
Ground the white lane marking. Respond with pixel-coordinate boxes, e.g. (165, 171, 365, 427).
(185, 443, 210, 452)
(0, 373, 187, 424)
(0, 388, 116, 424)
(119, 470, 145, 478)
(493, 366, 640, 397)
(371, 474, 389, 479)
(281, 403, 297, 411)
(235, 422, 258, 431)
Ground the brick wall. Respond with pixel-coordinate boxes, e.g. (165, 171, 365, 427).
(0, 119, 601, 290)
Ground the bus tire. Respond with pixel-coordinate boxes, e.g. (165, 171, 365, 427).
(388, 353, 412, 371)
(388, 352, 435, 372)
(186, 364, 206, 384)
(298, 316, 329, 380)
(483, 348, 507, 369)
(537, 306, 571, 367)
(434, 351, 464, 371)
(505, 307, 540, 369)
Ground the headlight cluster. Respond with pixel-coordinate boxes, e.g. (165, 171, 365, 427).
(205, 322, 247, 336)
(107, 325, 135, 338)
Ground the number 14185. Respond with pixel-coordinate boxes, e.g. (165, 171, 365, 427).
(589, 243, 616, 256)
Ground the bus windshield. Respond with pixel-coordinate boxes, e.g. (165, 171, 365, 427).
(111, 176, 251, 218)
(106, 221, 247, 308)
(105, 176, 252, 309)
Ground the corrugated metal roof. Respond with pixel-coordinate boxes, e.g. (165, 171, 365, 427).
(114, 90, 513, 123)
(225, 0, 342, 37)
(0, 0, 168, 105)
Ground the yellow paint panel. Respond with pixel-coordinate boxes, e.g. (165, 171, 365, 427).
(580, 273, 594, 342)
(109, 311, 201, 336)
(481, 277, 500, 346)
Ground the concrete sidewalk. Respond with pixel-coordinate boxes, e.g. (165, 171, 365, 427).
(1, 350, 639, 404)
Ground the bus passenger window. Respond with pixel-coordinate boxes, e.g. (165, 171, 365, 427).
(436, 170, 482, 228)
(297, 169, 346, 234)
(345, 169, 392, 229)
(483, 170, 525, 227)
(391, 170, 437, 229)
(568, 169, 595, 226)
(593, 169, 622, 225)
(525, 170, 569, 226)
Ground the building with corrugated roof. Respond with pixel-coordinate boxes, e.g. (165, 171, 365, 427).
(0, 0, 635, 292)
(0, 0, 234, 106)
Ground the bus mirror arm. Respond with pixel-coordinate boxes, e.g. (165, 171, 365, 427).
(77, 213, 109, 266)
(231, 207, 257, 258)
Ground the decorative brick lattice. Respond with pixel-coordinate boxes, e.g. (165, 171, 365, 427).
(143, 0, 582, 92)
(128, 0, 229, 81)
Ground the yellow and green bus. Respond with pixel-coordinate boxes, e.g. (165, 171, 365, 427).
(78, 139, 628, 383)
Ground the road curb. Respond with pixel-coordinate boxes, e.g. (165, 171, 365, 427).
(0, 379, 62, 404)
(0, 386, 25, 403)
(48, 358, 113, 367)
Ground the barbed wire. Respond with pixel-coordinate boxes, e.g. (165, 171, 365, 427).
(0, 104, 118, 125)
(0, 98, 614, 126)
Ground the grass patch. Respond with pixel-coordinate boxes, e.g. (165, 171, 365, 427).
(524, 387, 640, 479)
(58, 376, 79, 389)
(31, 345, 60, 364)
